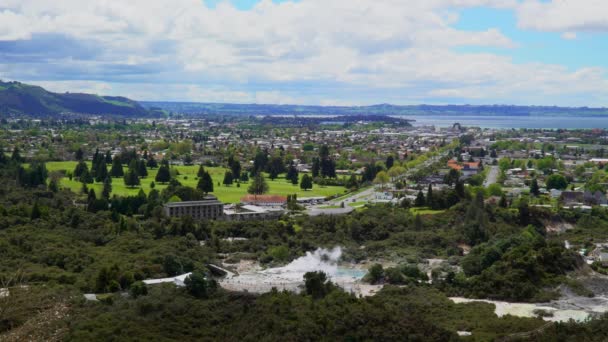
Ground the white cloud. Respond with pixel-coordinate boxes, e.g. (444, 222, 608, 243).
(516, 0, 608, 33)
(0, 0, 606, 106)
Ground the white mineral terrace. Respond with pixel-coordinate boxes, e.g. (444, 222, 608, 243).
(450, 296, 608, 322)
(219, 247, 375, 295)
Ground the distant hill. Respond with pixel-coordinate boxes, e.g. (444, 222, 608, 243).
(0, 80, 154, 117)
(142, 101, 608, 117)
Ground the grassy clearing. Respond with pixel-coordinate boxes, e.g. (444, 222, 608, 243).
(410, 207, 446, 215)
(348, 201, 367, 207)
(45, 161, 348, 203)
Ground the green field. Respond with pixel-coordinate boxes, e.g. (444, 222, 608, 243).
(45, 161, 348, 203)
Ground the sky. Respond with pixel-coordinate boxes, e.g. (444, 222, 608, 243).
(0, 0, 607, 106)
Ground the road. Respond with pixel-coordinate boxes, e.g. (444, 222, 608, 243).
(306, 186, 375, 216)
(484, 166, 499, 187)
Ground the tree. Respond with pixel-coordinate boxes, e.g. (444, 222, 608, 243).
(286, 164, 299, 185)
(74, 160, 89, 179)
(197, 171, 214, 194)
(49, 178, 59, 193)
(267, 155, 285, 180)
(530, 178, 540, 197)
(386, 155, 395, 169)
(183, 154, 193, 165)
(75, 147, 84, 161)
(455, 181, 465, 198)
(146, 155, 158, 169)
(105, 150, 113, 164)
(110, 158, 124, 178)
(345, 174, 359, 189)
(137, 159, 148, 178)
(197, 164, 206, 178)
(248, 173, 269, 197)
(546, 174, 568, 190)
(373, 171, 389, 190)
(184, 271, 215, 299)
(415, 190, 426, 207)
(123, 169, 140, 188)
(253, 150, 268, 174)
(223, 171, 234, 186)
(300, 174, 313, 191)
(387, 166, 405, 182)
(156, 164, 171, 184)
(229, 158, 241, 180)
(303, 271, 334, 299)
(444, 168, 461, 186)
(365, 264, 384, 284)
(95, 161, 108, 183)
(102, 177, 112, 199)
(130, 281, 148, 298)
(311, 157, 320, 178)
(426, 184, 434, 209)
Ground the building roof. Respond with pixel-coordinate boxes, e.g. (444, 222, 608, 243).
(165, 196, 223, 207)
(241, 194, 287, 204)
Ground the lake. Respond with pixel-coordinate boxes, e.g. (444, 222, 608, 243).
(401, 115, 608, 129)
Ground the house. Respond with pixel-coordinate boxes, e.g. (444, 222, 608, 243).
(560, 191, 608, 206)
(560, 191, 584, 206)
(240, 195, 287, 207)
(164, 196, 224, 220)
(448, 160, 480, 177)
(584, 191, 608, 205)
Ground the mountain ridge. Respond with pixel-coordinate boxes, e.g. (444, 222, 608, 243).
(0, 80, 153, 117)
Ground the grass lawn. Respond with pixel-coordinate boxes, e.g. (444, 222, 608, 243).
(410, 207, 446, 215)
(45, 161, 348, 203)
(348, 201, 367, 207)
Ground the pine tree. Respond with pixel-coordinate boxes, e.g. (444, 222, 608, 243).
(223, 171, 234, 186)
(155, 164, 171, 183)
(414, 190, 426, 207)
(137, 159, 148, 178)
(146, 155, 158, 168)
(386, 155, 394, 169)
(230, 159, 241, 180)
(95, 161, 108, 183)
(197, 171, 214, 194)
(311, 157, 320, 178)
(74, 160, 89, 179)
(197, 164, 206, 178)
(530, 178, 540, 197)
(123, 169, 140, 188)
(110, 158, 124, 178)
(286, 164, 299, 185)
(426, 184, 434, 209)
(102, 177, 112, 199)
(105, 150, 113, 164)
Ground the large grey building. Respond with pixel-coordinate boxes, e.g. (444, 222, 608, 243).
(164, 196, 224, 220)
